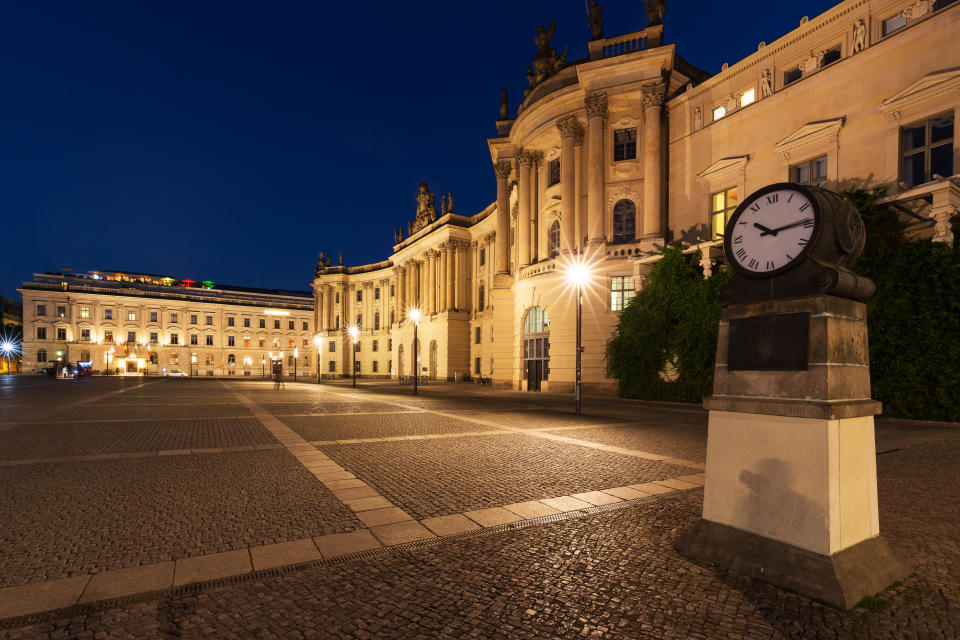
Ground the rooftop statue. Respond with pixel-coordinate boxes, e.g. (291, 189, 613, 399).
(644, 0, 665, 26)
(314, 251, 330, 276)
(410, 181, 438, 234)
(499, 88, 509, 120)
(525, 21, 568, 97)
(588, 0, 605, 40)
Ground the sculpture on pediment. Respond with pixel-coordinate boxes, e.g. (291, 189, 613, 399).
(409, 181, 439, 235)
(394, 228, 403, 243)
(644, 0, 666, 26)
(852, 19, 866, 53)
(588, 0, 605, 40)
(499, 88, 509, 120)
(760, 68, 773, 98)
(798, 51, 821, 75)
(338, 251, 343, 266)
(525, 21, 568, 97)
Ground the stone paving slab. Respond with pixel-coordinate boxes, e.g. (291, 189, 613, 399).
(463, 507, 524, 527)
(503, 500, 563, 519)
(540, 496, 593, 512)
(420, 514, 482, 536)
(344, 496, 394, 512)
(571, 491, 624, 506)
(250, 540, 322, 571)
(369, 521, 435, 546)
(0, 576, 90, 619)
(78, 562, 174, 603)
(356, 507, 412, 528)
(630, 481, 679, 495)
(173, 550, 251, 587)
(603, 486, 653, 500)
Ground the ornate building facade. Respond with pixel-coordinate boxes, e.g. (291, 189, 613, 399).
(318, 0, 959, 393)
(19, 271, 314, 377)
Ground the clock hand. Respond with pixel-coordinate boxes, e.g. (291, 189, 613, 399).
(753, 222, 776, 236)
(763, 219, 810, 235)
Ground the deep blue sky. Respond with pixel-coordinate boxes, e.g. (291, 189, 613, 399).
(1, 0, 837, 298)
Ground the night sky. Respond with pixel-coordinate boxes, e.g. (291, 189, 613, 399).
(2, 0, 838, 298)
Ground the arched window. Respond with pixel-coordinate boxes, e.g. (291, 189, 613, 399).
(478, 284, 485, 311)
(549, 220, 561, 257)
(523, 306, 550, 334)
(37, 349, 47, 363)
(613, 200, 636, 243)
(227, 353, 236, 365)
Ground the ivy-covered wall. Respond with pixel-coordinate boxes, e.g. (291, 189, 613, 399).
(606, 190, 960, 422)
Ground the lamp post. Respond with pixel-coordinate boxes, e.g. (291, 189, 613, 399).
(348, 325, 359, 387)
(294, 348, 298, 381)
(261, 356, 265, 378)
(565, 259, 592, 416)
(191, 353, 197, 377)
(408, 308, 421, 395)
(313, 335, 323, 384)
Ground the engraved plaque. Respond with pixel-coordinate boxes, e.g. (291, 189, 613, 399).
(728, 312, 809, 371)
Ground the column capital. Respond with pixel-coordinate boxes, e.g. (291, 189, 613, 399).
(584, 92, 608, 119)
(517, 150, 535, 168)
(641, 82, 665, 111)
(494, 161, 513, 180)
(557, 115, 584, 143)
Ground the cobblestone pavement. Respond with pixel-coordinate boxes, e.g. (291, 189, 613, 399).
(0, 377, 957, 638)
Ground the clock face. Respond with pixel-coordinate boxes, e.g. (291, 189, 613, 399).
(726, 186, 818, 276)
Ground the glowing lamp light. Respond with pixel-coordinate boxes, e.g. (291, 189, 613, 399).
(348, 325, 360, 343)
(408, 308, 422, 324)
(0, 341, 13, 356)
(313, 335, 323, 347)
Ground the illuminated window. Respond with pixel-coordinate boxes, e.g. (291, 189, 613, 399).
(104, 330, 113, 343)
(80, 307, 90, 319)
(790, 155, 828, 187)
(170, 353, 179, 365)
(127, 310, 135, 321)
(710, 187, 739, 240)
(712, 105, 726, 121)
(548, 158, 561, 186)
(740, 88, 755, 107)
(302, 338, 308, 348)
(205, 354, 213, 366)
(288, 338, 294, 348)
(613, 128, 637, 161)
(228, 354, 236, 365)
(243, 336, 250, 347)
(610, 276, 636, 311)
(901, 113, 954, 187)
(548, 220, 561, 257)
(258, 338, 265, 347)
(57, 305, 67, 318)
(273, 338, 280, 348)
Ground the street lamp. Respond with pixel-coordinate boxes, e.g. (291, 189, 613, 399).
(313, 335, 323, 384)
(191, 353, 197, 377)
(565, 258, 593, 416)
(294, 347, 298, 381)
(261, 356, 265, 378)
(408, 308, 422, 395)
(348, 325, 359, 387)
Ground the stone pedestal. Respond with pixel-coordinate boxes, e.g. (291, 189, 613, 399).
(676, 295, 910, 609)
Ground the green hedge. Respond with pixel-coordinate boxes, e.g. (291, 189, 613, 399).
(605, 244, 731, 403)
(606, 191, 960, 421)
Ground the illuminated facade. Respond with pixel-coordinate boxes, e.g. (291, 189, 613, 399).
(315, 0, 959, 393)
(19, 271, 314, 377)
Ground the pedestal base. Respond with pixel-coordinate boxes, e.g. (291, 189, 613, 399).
(675, 519, 911, 609)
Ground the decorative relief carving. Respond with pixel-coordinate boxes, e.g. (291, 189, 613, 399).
(798, 51, 822, 76)
(852, 19, 866, 54)
(517, 150, 535, 168)
(901, 0, 932, 20)
(557, 115, 584, 142)
(607, 185, 643, 210)
(584, 92, 608, 119)
(494, 161, 513, 180)
(760, 68, 773, 98)
(694, 106, 702, 130)
(408, 182, 438, 235)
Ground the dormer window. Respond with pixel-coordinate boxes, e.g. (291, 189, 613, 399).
(740, 88, 755, 107)
(712, 105, 726, 121)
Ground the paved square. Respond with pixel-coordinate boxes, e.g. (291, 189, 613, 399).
(0, 377, 956, 639)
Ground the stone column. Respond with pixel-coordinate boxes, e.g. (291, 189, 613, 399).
(517, 151, 533, 267)
(585, 93, 607, 245)
(439, 245, 448, 311)
(642, 83, 665, 239)
(529, 152, 541, 262)
(494, 161, 512, 274)
(471, 240, 479, 316)
(446, 243, 456, 310)
(427, 252, 437, 314)
(557, 115, 584, 253)
(395, 267, 405, 323)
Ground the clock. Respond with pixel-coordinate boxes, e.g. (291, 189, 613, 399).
(724, 183, 820, 278)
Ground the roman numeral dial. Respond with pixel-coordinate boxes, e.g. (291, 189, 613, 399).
(726, 187, 817, 275)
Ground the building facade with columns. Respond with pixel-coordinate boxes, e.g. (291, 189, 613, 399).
(315, 0, 959, 393)
(19, 270, 314, 377)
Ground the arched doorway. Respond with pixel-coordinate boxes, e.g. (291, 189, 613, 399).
(522, 306, 550, 391)
(429, 341, 438, 379)
(397, 344, 404, 379)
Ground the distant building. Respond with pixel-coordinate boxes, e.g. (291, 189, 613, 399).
(19, 271, 314, 376)
(314, 0, 959, 392)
